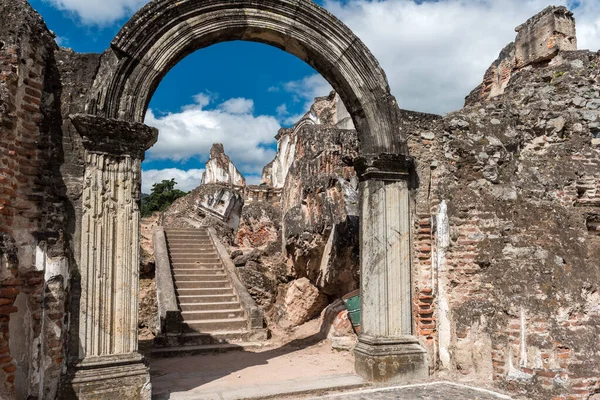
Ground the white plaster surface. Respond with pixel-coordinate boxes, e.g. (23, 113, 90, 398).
(436, 201, 451, 369)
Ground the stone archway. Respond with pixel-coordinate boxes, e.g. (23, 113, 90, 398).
(69, 0, 427, 397)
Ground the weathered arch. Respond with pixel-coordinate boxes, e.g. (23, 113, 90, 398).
(69, 1, 427, 396)
(87, 0, 406, 156)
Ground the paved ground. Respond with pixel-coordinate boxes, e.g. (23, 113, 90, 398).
(314, 382, 513, 400)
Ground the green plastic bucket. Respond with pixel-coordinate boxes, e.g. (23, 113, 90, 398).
(342, 289, 361, 333)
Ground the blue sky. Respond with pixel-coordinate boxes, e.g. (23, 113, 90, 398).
(27, 0, 600, 192)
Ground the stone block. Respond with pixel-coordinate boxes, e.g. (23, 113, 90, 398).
(515, 6, 576, 68)
(354, 336, 429, 382)
(64, 354, 150, 400)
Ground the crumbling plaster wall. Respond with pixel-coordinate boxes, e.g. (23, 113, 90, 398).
(0, 0, 77, 398)
(407, 49, 600, 399)
(281, 124, 360, 298)
(0, 1, 599, 399)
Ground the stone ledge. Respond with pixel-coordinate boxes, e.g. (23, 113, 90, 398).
(70, 113, 158, 158)
(354, 153, 413, 182)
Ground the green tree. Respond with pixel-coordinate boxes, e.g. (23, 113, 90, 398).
(141, 179, 188, 217)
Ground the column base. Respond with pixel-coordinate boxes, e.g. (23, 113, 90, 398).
(354, 335, 429, 383)
(63, 353, 151, 400)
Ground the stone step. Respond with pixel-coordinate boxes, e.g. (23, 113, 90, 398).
(167, 237, 213, 246)
(170, 256, 220, 263)
(165, 228, 208, 234)
(166, 229, 210, 233)
(169, 253, 219, 259)
(181, 308, 244, 320)
(171, 268, 224, 273)
(170, 254, 219, 261)
(176, 287, 234, 296)
(183, 317, 248, 332)
(169, 243, 217, 250)
(174, 279, 231, 288)
(154, 329, 267, 347)
(151, 342, 264, 358)
(171, 262, 222, 268)
(171, 269, 224, 274)
(167, 240, 213, 245)
(169, 255, 218, 260)
(177, 294, 239, 303)
(179, 301, 241, 312)
(172, 271, 226, 279)
(171, 260, 221, 266)
(166, 234, 211, 240)
(168, 245, 215, 251)
(172, 269, 225, 275)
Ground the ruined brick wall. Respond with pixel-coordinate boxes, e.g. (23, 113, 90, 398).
(407, 49, 600, 399)
(53, 50, 103, 372)
(243, 186, 282, 207)
(0, 1, 72, 398)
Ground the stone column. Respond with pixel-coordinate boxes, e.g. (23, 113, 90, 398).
(353, 154, 428, 382)
(68, 114, 158, 399)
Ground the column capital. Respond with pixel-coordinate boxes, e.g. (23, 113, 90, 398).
(70, 113, 158, 159)
(354, 153, 414, 182)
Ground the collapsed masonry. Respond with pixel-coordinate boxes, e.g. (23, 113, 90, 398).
(0, 1, 599, 399)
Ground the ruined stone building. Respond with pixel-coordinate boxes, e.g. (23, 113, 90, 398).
(0, 0, 598, 399)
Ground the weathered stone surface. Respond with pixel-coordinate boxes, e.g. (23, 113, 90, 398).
(70, 113, 158, 159)
(202, 143, 246, 186)
(280, 100, 361, 297)
(2, 0, 600, 398)
(320, 300, 357, 351)
(236, 202, 281, 248)
(236, 264, 278, 309)
(162, 183, 243, 236)
(0, 1, 73, 398)
(410, 46, 600, 400)
(354, 337, 429, 383)
(280, 278, 329, 326)
(138, 278, 158, 337)
(261, 92, 355, 188)
(140, 214, 160, 276)
(232, 248, 263, 267)
(466, 6, 577, 106)
(514, 6, 576, 67)
(261, 128, 298, 188)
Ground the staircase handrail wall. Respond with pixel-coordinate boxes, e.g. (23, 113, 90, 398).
(154, 226, 183, 334)
(207, 228, 264, 330)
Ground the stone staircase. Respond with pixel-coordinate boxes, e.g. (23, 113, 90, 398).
(153, 228, 266, 356)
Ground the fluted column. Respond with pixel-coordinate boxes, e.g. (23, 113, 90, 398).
(68, 114, 157, 399)
(353, 154, 428, 382)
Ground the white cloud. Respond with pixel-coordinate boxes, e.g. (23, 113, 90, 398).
(321, 0, 600, 115)
(219, 98, 254, 114)
(144, 94, 279, 176)
(46, 0, 600, 117)
(43, 0, 149, 25)
(574, 1, 600, 51)
(192, 93, 211, 108)
(282, 74, 333, 106)
(55, 36, 69, 47)
(142, 168, 205, 193)
(273, 74, 333, 124)
(276, 104, 288, 118)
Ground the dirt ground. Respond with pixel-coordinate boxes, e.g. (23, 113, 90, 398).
(150, 319, 356, 397)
